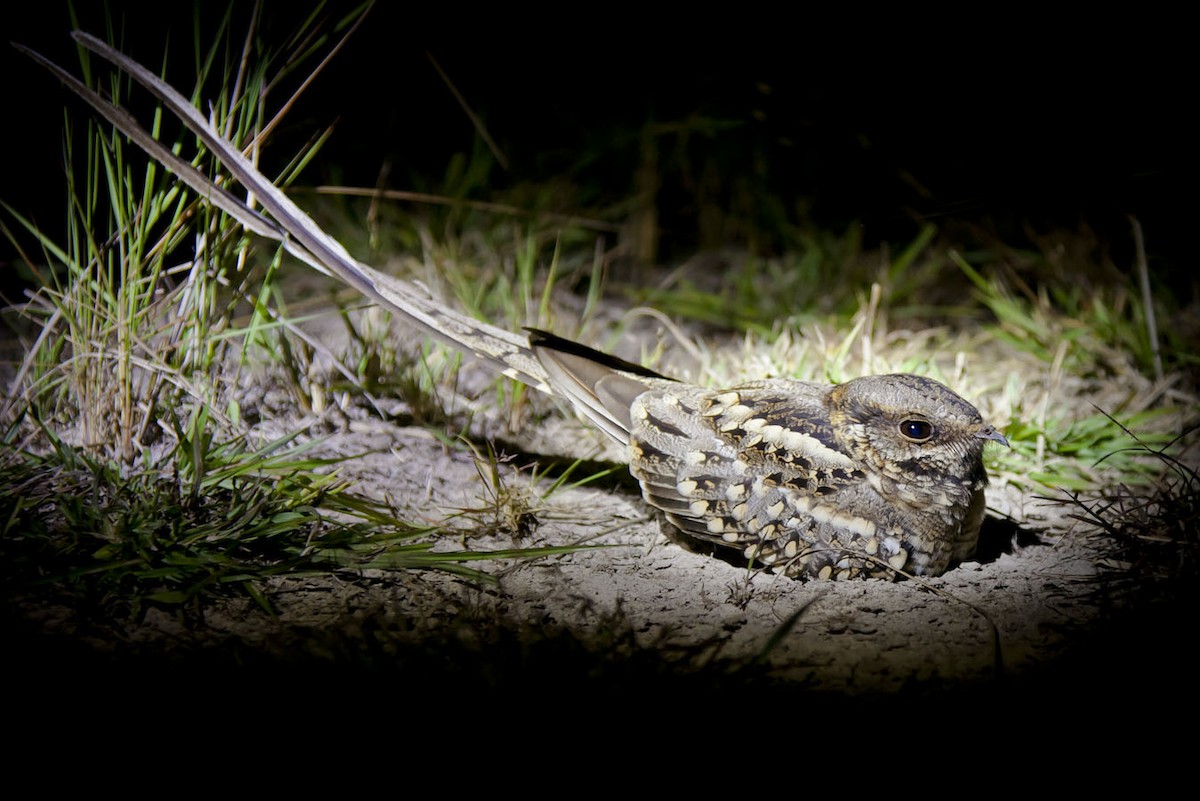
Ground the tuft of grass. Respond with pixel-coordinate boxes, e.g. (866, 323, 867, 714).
(439, 438, 625, 543)
(1, 419, 408, 620)
(989, 405, 1181, 490)
(0, 413, 595, 624)
(618, 223, 985, 339)
(1, 3, 596, 627)
(1049, 422, 1199, 611)
(952, 247, 1190, 381)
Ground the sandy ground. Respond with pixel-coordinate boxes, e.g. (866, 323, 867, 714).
(6, 288, 1194, 726)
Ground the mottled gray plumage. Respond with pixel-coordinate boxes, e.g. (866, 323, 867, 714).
(32, 32, 1010, 580)
(531, 332, 1008, 578)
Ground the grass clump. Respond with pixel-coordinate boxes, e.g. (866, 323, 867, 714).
(1, 3, 591, 628)
(1051, 423, 1199, 618)
(1, 422, 439, 621)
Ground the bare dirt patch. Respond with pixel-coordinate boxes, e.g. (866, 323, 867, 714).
(7, 326, 1187, 719)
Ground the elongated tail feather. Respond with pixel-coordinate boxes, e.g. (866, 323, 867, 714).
(18, 33, 555, 393)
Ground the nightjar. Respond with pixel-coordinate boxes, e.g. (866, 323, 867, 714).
(529, 329, 1009, 579)
(50, 31, 1011, 580)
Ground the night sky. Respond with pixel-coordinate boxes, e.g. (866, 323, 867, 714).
(3, 3, 1191, 279)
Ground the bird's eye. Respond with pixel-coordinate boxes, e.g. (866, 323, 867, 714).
(900, 419, 933, 441)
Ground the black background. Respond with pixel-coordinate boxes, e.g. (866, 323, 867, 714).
(1, 2, 1196, 721)
(3, 2, 1192, 279)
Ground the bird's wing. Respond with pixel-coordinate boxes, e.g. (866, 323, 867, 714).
(625, 380, 868, 543)
(526, 329, 673, 444)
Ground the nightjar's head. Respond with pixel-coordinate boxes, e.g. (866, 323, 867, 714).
(828, 374, 1008, 487)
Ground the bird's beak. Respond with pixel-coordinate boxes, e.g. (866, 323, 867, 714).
(977, 425, 1010, 448)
